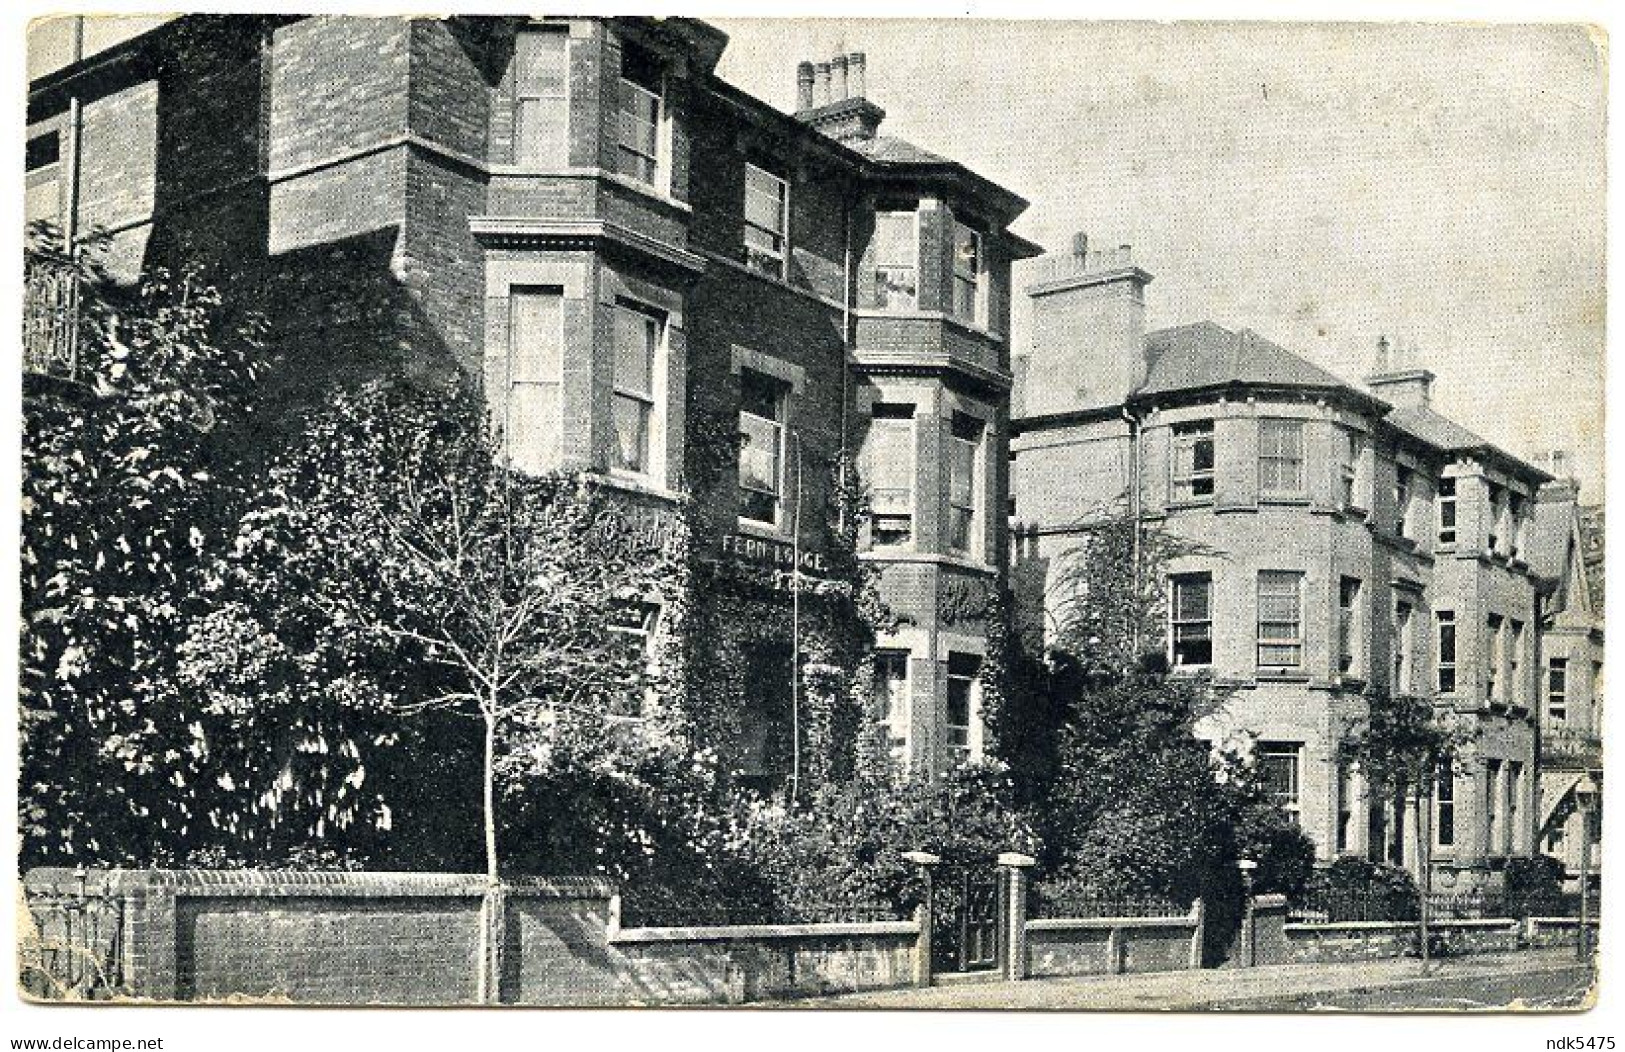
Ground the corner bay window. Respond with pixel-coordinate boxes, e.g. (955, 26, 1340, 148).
(612, 302, 662, 476)
(1259, 742, 1302, 823)
(1392, 596, 1414, 693)
(1170, 573, 1212, 667)
(947, 412, 983, 555)
(506, 286, 563, 473)
(951, 220, 984, 323)
(738, 369, 787, 526)
(1436, 611, 1457, 693)
(873, 210, 918, 309)
(946, 653, 981, 765)
(1257, 570, 1304, 669)
(514, 29, 568, 166)
(616, 43, 662, 186)
(1172, 421, 1215, 501)
(865, 405, 915, 546)
(873, 650, 910, 762)
(744, 163, 788, 277)
(1259, 420, 1304, 495)
(1486, 614, 1504, 701)
(1340, 431, 1364, 508)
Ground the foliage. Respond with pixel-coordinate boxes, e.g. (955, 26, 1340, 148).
(20, 227, 276, 867)
(212, 377, 692, 878)
(1504, 854, 1567, 903)
(733, 762, 1038, 920)
(1339, 689, 1470, 804)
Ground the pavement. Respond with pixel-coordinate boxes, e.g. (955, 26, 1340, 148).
(803, 949, 1596, 1012)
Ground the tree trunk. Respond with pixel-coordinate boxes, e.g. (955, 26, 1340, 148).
(482, 707, 498, 881)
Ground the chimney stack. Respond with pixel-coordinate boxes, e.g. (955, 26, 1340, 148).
(796, 61, 815, 111)
(1365, 335, 1435, 408)
(794, 49, 886, 141)
(1018, 231, 1155, 418)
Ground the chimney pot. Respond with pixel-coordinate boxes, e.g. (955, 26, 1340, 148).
(831, 54, 849, 101)
(848, 52, 866, 98)
(1072, 232, 1089, 262)
(796, 61, 815, 112)
(814, 62, 832, 107)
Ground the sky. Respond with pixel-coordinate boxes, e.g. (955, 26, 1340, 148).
(713, 19, 1608, 500)
(24, 15, 1609, 499)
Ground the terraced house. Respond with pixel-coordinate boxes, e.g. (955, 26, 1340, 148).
(1010, 240, 1598, 888)
(25, 15, 1038, 787)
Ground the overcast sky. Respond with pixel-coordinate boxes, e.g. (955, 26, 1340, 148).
(715, 19, 1607, 499)
(26, 15, 1608, 498)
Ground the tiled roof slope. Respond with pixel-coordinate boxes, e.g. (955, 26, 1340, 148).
(1140, 322, 1358, 398)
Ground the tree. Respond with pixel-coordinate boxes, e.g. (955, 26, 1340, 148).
(1008, 505, 1314, 910)
(222, 378, 685, 879)
(20, 229, 275, 867)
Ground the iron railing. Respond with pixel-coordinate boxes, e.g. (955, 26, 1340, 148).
(1289, 890, 1594, 924)
(20, 890, 125, 999)
(619, 899, 910, 929)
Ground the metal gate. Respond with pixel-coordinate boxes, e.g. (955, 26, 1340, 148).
(932, 866, 1002, 973)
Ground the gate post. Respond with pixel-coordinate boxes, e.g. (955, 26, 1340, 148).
(998, 852, 1036, 982)
(903, 851, 941, 988)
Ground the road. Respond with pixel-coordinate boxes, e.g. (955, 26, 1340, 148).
(802, 949, 1595, 1011)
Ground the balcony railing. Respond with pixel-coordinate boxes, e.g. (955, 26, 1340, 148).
(23, 257, 84, 385)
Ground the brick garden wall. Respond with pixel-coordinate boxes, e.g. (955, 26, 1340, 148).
(22, 869, 920, 1006)
(1023, 904, 1203, 979)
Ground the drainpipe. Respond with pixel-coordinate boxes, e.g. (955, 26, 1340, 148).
(1123, 404, 1143, 658)
(62, 16, 86, 256)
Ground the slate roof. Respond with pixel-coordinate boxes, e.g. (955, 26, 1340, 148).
(1383, 403, 1497, 453)
(845, 135, 952, 166)
(1139, 322, 1362, 399)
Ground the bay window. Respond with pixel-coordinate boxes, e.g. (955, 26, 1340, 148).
(946, 653, 982, 765)
(1436, 610, 1457, 693)
(1172, 421, 1215, 501)
(1437, 476, 1457, 545)
(1259, 742, 1302, 823)
(744, 163, 789, 278)
(873, 650, 910, 763)
(513, 28, 569, 166)
(865, 405, 915, 547)
(951, 220, 984, 324)
(1257, 570, 1304, 668)
(616, 43, 663, 186)
(611, 302, 662, 477)
(1170, 573, 1213, 668)
(947, 412, 983, 555)
(506, 286, 563, 473)
(873, 210, 918, 309)
(1259, 420, 1304, 495)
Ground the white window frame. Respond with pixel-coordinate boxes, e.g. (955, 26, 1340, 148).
(610, 300, 664, 480)
(513, 28, 570, 167)
(1258, 420, 1305, 496)
(1392, 595, 1414, 693)
(1170, 573, 1213, 669)
(1340, 431, 1363, 509)
(1548, 657, 1569, 722)
(606, 600, 661, 718)
(1259, 742, 1303, 823)
(615, 45, 664, 189)
(1394, 465, 1413, 538)
(946, 412, 984, 557)
(1338, 576, 1362, 676)
(738, 369, 788, 529)
(951, 219, 986, 325)
(743, 163, 789, 279)
(1172, 421, 1216, 502)
(1437, 475, 1457, 546)
(865, 408, 916, 549)
(945, 652, 982, 766)
(1257, 570, 1305, 669)
(873, 209, 920, 310)
(873, 650, 911, 764)
(1435, 766, 1456, 848)
(1436, 610, 1457, 693)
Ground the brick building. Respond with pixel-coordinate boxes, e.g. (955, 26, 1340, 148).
(26, 15, 1039, 786)
(1010, 239, 1594, 887)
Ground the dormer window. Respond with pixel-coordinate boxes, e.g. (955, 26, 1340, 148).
(616, 42, 664, 186)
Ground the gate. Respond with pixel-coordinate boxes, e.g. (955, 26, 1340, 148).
(931, 865, 1003, 973)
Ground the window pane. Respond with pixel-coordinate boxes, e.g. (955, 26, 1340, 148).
(514, 30, 568, 165)
(507, 382, 560, 473)
(613, 307, 656, 396)
(867, 418, 912, 513)
(612, 394, 650, 473)
(739, 413, 779, 494)
(740, 370, 782, 420)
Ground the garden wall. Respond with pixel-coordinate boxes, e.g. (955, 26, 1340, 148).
(1022, 901, 1203, 978)
(21, 868, 921, 1006)
(1282, 918, 1523, 964)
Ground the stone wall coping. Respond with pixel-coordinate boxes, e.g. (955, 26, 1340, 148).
(24, 869, 616, 900)
(1027, 914, 1197, 933)
(1527, 916, 1602, 926)
(1251, 894, 1289, 909)
(610, 920, 918, 944)
(1285, 918, 1517, 933)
